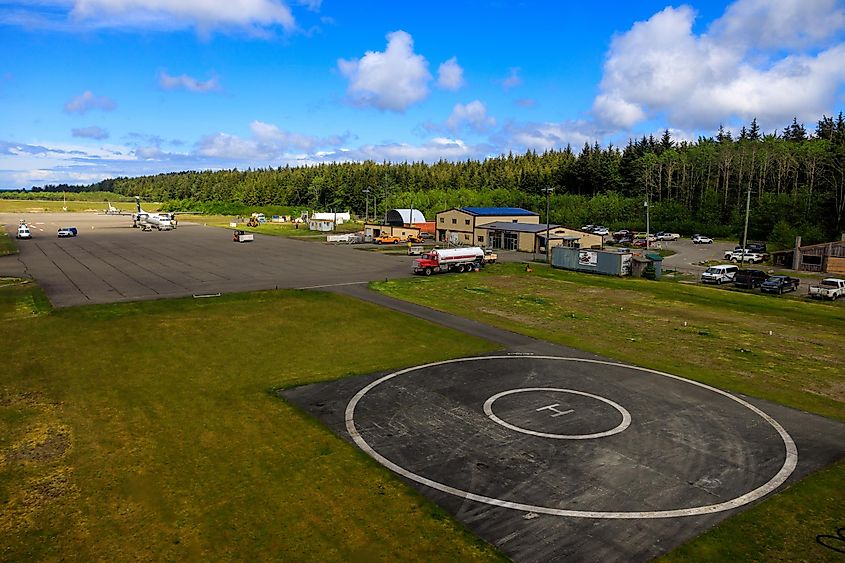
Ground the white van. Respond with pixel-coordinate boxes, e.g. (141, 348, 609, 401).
(16, 225, 32, 239)
(701, 264, 738, 284)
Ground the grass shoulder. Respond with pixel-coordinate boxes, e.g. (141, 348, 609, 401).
(0, 226, 19, 256)
(0, 285, 502, 561)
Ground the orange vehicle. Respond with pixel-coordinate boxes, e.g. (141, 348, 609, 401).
(405, 234, 424, 244)
(374, 234, 401, 245)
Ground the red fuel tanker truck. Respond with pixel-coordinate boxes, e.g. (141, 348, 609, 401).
(413, 247, 485, 275)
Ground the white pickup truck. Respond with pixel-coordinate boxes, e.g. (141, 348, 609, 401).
(808, 278, 845, 300)
(232, 230, 254, 243)
(724, 248, 767, 264)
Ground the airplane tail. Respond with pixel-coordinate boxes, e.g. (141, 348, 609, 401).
(135, 196, 141, 213)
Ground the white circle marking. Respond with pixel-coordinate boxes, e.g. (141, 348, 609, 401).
(483, 387, 631, 439)
(344, 356, 798, 519)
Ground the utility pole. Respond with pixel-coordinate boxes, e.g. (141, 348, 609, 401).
(542, 186, 554, 263)
(741, 184, 751, 268)
(363, 187, 370, 223)
(644, 194, 650, 251)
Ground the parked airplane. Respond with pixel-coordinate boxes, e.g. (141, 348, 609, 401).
(133, 197, 173, 231)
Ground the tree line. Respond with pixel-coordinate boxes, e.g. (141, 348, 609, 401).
(36, 113, 845, 246)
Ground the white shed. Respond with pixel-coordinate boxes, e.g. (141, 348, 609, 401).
(311, 212, 351, 225)
(308, 219, 335, 232)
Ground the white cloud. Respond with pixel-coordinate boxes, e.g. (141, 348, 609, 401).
(711, 0, 845, 50)
(64, 90, 117, 114)
(437, 57, 464, 90)
(500, 120, 599, 152)
(335, 137, 484, 162)
(69, 0, 296, 32)
(500, 67, 522, 90)
(158, 71, 220, 93)
(196, 121, 347, 160)
(446, 101, 495, 133)
(338, 30, 431, 112)
(592, 1, 845, 130)
(71, 126, 110, 139)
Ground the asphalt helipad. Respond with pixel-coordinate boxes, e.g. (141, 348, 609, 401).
(285, 352, 845, 562)
(1, 213, 411, 307)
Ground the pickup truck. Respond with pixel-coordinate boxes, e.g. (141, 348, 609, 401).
(57, 227, 78, 237)
(724, 248, 767, 263)
(374, 234, 400, 245)
(232, 230, 254, 243)
(405, 234, 424, 244)
(483, 249, 497, 264)
(760, 275, 799, 295)
(808, 278, 845, 300)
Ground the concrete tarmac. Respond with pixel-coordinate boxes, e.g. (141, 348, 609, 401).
(1, 213, 412, 307)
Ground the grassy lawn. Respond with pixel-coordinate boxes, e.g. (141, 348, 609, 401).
(0, 200, 160, 213)
(194, 215, 364, 240)
(0, 226, 17, 256)
(0, 284, 502, 561)
(371, 262, 844, 560)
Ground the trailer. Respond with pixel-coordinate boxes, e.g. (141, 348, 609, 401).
(232, 230, 254, 243)
(413, 247, 485, 275)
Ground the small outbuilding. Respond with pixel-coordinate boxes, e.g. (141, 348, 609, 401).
(771, 235, 845, 274)
(385, 208, 426, 226)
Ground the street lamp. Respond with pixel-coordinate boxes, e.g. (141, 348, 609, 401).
(741, 184, 752, 268)
(542, 186, 554, 263)
(363, 187, 371, 223)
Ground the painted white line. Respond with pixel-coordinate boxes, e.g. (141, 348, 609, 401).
(296, 281, 370, 290)
(345, 355, 798, 519)
(485, 388, 629, 439)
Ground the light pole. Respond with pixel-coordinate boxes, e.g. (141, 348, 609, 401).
(363, 187, 370, 223)
(542, 187, 554, 263)
(741, 184, 752, 268)
(644, 193, 650, 251)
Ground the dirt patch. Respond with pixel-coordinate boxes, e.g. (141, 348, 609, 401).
(6, 426, 71, 464)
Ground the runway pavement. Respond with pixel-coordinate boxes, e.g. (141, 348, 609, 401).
(0, 213, 411, 307)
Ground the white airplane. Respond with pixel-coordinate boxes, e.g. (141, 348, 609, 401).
(133, 197, 173, 231)
(104, 201, 124, 215)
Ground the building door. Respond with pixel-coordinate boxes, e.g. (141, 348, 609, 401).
(504, 232, 518, 250)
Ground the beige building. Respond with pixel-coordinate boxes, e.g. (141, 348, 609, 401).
(435, 207, 540, 246)
(483, 222, 602, 252)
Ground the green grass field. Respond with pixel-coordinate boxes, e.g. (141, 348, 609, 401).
(0, 284, 502, 561)
(0, 199, 161, 213)
(195, 215, 364, 239)
(372, 262, 845, 560)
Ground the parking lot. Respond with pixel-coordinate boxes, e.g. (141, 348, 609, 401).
(1, 213, 412, 307)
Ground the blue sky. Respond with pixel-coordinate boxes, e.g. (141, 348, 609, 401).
(1, 0, 844, 188)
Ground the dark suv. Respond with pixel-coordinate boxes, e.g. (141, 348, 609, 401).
(733, 269, 768, 289)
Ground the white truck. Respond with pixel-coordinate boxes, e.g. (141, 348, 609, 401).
(724, 247, 768, 263)
(808, 278, 845, 300)
(413, 247, 485, 275)
(232, 230, 254, 243)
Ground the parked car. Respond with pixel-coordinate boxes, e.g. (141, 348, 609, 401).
(581, 224, 595, 232)
(739, 241, 768, 253)
(633, 232, 657, 241)
(16, 224, 32, 239)
(57, 227, 78, 237)
(655, 232, 680, 241)
(733, 269, 769, 289)
(701, 264, 738, 284)
(760, 275, 800, 295)
(692, 234, 713, 244)
(808, 278, 845, 300)
(592, 226, 609, 236)
(616, 235, 634, 245)
(405, 234, 424, 244)
(419, 232, 434, 240)
(724, 248, 767, 263)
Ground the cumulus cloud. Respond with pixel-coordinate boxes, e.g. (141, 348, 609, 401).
(334, 137, 486, 163)
(446, 101, 495, 133)
(592, 1, 845, 130)
(69, 0, 296, 32)
(196, 120, 347, 160)
(437, 57, 464, 90)
(498, 120, 601, 152)
(500, 67, 522, 90)
(72, 126, 110, 139)
(64, 90, 117, 114)
(338, 30, 431, 112)
(158, 71, 221, 92)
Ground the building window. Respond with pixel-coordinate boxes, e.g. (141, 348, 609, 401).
(464, 234, 470, 240)
(452, 218, 457, 224)
(439, 217, 444, 223)
(478, 236, 484, 243)
(802, 255, 822, 265)
(512, 219, 518, 223)
(465, 219, 470, 225)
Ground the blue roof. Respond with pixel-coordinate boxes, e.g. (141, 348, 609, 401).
(461, 207, 538, 216)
